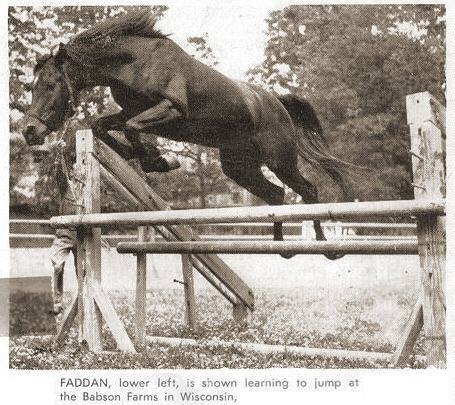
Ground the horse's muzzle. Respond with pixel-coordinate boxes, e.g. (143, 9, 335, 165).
(23, 116, 49, 146)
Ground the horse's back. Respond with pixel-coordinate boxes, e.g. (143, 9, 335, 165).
(104, 36, 294, 147)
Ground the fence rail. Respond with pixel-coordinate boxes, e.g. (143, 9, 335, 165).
(50, 199, 444, 228)
(117, 240, 418, 255)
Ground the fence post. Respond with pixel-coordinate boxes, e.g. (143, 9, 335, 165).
(181, 254, 197, 331)
(75, 130, 103, 352)
(135, 226, 150, 349)
(407, 91, 446, 367)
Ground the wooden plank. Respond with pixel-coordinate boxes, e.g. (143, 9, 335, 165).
(181, 254, 197, 331)
(407, 92, 446, 368)
(93, 138, 254, 310)
(53, 295, 78, 346)
(189, 256, 238, 305)
(415, 215, 446, 367)
(7, 233, 419, 248)
(135, 226, 149, 349)
(51, 198, 445, 228)
(117, 240, 418, 255)
(392, 298, 423, 367)
(429, 93, 446, 135)
(76, 228, 85, 343)
(76, 130, 103, 352)
(100, 165, 142, 211)
(406, 91, 445, 136)
(92, 283, 136, 353)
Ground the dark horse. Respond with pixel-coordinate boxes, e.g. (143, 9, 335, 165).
(23, 10, 355, 260)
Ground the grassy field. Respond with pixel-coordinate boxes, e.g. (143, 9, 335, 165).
(9, 283, 424, 369)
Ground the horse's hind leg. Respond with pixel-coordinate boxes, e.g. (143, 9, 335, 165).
(271, 153, 344, 261)
(219, 146, 287, 253)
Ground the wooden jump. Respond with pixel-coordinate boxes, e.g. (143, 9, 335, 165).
(50, 198, 444, 228)
(49, 92, 445, 368)
(117, 240, 418, 255)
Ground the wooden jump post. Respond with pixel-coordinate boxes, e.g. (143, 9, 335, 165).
(51, 92, 445, 368)
(393, 92, 446, 368)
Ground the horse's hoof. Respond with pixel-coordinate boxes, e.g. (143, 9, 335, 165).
(280, 252, 295, 259)
(324, 251, 345, 261)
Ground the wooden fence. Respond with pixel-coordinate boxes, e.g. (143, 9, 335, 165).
(49, 92, 446, 367)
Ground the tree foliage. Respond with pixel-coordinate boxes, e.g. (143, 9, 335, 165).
(249, 5, 445, 201)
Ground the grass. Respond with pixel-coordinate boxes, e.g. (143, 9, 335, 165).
(9, 284, 424, 369)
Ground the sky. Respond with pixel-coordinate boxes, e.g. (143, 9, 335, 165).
(156, 4, 276, 80)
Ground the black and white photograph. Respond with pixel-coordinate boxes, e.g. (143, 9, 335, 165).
(1, 1, 452, 403)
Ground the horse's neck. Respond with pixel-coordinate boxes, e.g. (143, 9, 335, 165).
(66, 60, 109, 92)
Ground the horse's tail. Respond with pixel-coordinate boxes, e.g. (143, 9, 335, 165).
(277, 94, 363, 200)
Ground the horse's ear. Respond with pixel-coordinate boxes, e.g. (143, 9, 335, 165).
(54, 43, 67, 66)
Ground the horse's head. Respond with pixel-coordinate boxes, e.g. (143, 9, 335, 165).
(23, 44, 74, 145)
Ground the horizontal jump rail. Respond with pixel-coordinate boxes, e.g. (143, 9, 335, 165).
(117, 240, 418, 255)
(51, 199, 445, 228)
(146, 336, 425, 364)
(19, 334, 426, 364)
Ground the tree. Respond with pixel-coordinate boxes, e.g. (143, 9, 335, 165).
(249, 5, 445, 201)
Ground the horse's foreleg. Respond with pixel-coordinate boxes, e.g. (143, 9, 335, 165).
(124, 129, 180, 173)
(92, 112, 135, 159)
(125, 99, 183, 132)
(92, 112, 180, 173)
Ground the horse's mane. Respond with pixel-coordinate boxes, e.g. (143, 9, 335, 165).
(65, 10, 167, 67)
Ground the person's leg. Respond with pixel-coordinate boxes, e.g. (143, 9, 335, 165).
(50, 229, 76, 315)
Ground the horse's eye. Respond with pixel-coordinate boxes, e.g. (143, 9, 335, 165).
(46, 83, 54, 90)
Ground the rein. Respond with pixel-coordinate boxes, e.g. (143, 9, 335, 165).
(55, 62, 80, 208)
(55, 119, 79, 209)
(61, 63, 78, 117)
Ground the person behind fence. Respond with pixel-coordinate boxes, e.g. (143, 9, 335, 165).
(49, 141, 78, 315)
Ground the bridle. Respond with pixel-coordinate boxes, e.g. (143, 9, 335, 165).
(29, 57, 78, 132)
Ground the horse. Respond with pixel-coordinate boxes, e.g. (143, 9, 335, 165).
(23, 10, 356, 260)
